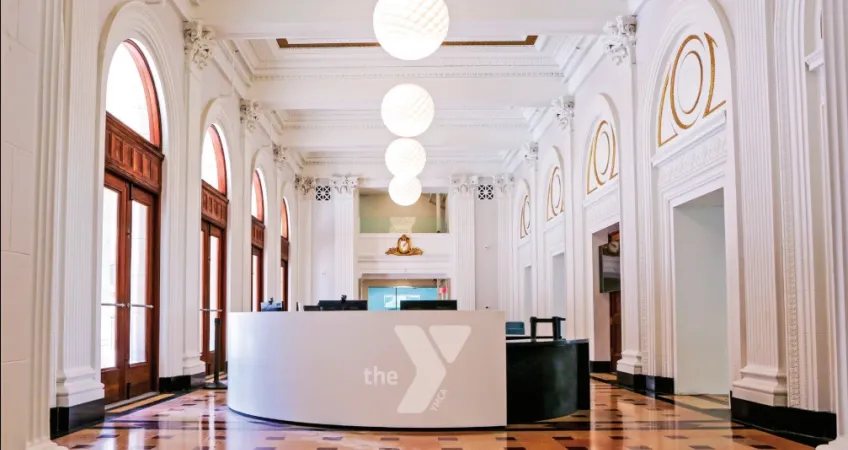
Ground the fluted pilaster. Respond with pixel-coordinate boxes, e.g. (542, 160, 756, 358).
(732, 0, 787, 406)
(55, 0, 104, 407)
(295, 178, 315, 305)
(495, 175, 516, 319)
(818, 0, 848, 447)
(332, 177, 359, 298)
(450, 177, 476, 310)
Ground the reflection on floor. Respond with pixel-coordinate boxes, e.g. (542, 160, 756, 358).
(660, 394, 730, 411)
(55, 379, 811, 449)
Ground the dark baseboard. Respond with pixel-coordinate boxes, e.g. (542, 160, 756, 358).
(645, 375, 675, 394)
(590, 361, 612, 373)
(731, 396, 837, 445)
(616, 371, 646, 390)
(50, 398, 105, 439)
(159, 372, 206, 393)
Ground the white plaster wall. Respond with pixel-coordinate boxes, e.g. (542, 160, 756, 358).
(474, 194, 499, 310)
(673, 200, 729, 395)
(1, 0, 44, 447)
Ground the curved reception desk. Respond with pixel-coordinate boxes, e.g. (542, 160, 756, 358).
(228, 311, 507, 428)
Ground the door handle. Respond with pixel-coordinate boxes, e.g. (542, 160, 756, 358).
(129, 304, 154, 309)
(101, 302, 128, 308)
(199, 308, 223, 312)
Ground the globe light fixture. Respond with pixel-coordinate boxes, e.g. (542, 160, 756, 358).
(381, 83, 435, 137)
(373, 0, 450, 61)
(385, 138, 427, 178)
(389, 176, 423, 206)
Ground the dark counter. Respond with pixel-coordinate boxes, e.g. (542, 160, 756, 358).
(506, 338, 590, 424)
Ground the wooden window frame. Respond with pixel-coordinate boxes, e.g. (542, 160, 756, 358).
(205, 126, 228, 195)
(252, 172, 264, 221)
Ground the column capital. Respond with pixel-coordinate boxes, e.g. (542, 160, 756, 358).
(330, 176, 359, 196)
(183, 20, 214, 71)
(602, 15, 637, 65)
(294, 174, 315, 197)
(551, 97, 575, 132)
(272, 144, 288, 169)
(450, 176, 476, 195)
(494, 173, 516, 197)
(240, 99, 260, 133)
(523, 141, 539, 168)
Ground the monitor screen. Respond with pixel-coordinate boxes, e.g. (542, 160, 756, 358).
(399, 300, 458, 311)
(317, 300, 368, 311)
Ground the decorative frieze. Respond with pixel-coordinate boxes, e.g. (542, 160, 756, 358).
(551, 97, 575, 132)
(183, 20, 214, 70)
(240, 99, 260, 133)
(602, 15, 637, 65)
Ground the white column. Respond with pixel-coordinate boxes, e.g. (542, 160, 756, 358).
(294, 177, 314, 306)
(818, 1, 848, 448)
(449, 177, 476, 310)
(54, 0, 104, 409)
(179, 21, 214, 378)
(331, 177, 358, 298)
(731, 0, 788, 407)
(28, 1, 65, 448)
(495, 175, 516, 319)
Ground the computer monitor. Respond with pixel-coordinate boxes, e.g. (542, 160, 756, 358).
(261, 302, 283, 312)
(399, 300, 458, 311)
(317, 300, 368, 311)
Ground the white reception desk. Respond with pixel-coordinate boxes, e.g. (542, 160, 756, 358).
(228, 310, 506, 428)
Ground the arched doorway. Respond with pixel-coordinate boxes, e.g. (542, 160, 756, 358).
(280, 198, 290, 311)
(251, 171, 266, 311)
(200, 125, 229, 374)
(100, 40, 163, 404)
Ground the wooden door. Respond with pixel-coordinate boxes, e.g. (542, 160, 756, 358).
(101, 173, 158, 404)
(609, 291, 622, 368)
(200, 222, 226, 373)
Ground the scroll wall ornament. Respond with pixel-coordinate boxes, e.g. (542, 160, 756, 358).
(331, 176, 359, 195)
(523, 142, 539, 167)
(183, 21, 214, 70)
(551, 97, 576, 131)
(294, 175, 315, 196)
(657, 33, 727, 148)
(494, 174, 515, 196)
(519, 194, 531, 239)
(272, 144, 288, 169)
(385, 234, 424, 256)
(602, 15, 637, 65)
(240, 100, 260, 133)
(586, 119, 618, 195)
(547, 166, 565, 220)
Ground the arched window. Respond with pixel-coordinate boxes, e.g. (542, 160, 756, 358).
(201, 126, 228, 193)
(200, 125, 229, 373)
(251, 171, 266, 311)
(280, 198, 290, 311)
(106, 40, 160, 145)
(100, 40, 163, 404)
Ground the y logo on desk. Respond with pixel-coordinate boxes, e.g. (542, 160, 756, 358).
(393, 325, 472, 414)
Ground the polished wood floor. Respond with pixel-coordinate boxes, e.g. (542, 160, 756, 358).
(55, 379, 811, 449)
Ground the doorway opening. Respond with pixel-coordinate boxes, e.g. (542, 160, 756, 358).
(591, 224, 620, 372)
(673, 189, 729, 395)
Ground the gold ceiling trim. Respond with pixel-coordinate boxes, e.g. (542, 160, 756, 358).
(276, 36, 538, 49)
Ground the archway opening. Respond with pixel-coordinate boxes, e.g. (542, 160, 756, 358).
(251, 170, 266, 311)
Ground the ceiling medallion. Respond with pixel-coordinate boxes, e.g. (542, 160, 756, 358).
(373, 0, 450, 61)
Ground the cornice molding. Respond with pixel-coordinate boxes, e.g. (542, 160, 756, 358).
(253, 70, 564, 81)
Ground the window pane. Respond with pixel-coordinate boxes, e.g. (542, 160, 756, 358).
(100, 188, 119, 369)
(209, 236, 219, 351)
(251, 186, 258, 217)
(201, 130, 219, 190)
(129, 201, 149, 364)
(106, 43, 151, 141)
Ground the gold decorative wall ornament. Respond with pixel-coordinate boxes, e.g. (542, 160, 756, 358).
(586, 120, 618, 195)
(547, 166, 565, 220)
(657, 33, 726, 148)
(519, 194, 531, 239)
(385, 234, 423, 256)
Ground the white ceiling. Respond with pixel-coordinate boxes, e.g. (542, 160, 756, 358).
(198, 0, 631, 165)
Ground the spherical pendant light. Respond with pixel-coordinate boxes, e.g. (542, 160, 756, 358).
(381, 83, 435, 137)
(389, 176, 423, 206)
(373, 0, 450, 61)
(385, 138, 427, 178)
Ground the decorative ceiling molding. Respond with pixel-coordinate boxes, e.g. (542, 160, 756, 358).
(276, 36, 538, 49)
(253, 70, 564, 81)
